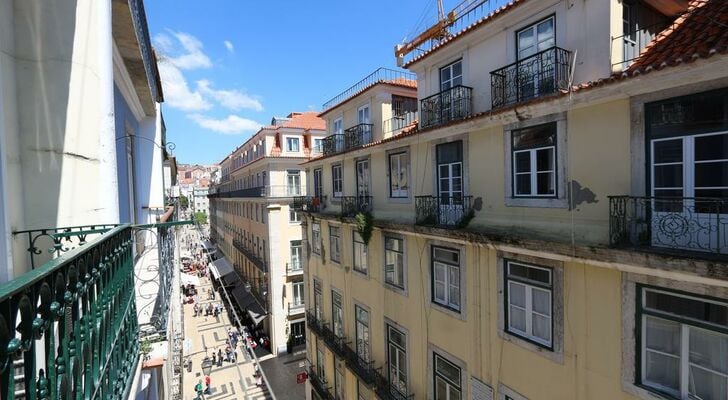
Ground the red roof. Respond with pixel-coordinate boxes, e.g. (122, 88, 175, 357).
(624, 0, 728, 75)
(280, 111, 326, 130)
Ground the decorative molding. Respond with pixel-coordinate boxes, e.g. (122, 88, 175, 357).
(113, 42, 145, 122)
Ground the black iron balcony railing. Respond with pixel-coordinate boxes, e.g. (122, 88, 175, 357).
(341, 195, 373, 217)
(322, 68, 416, 112)
(0, 225, 138, 400)
(344, 123, 374, 149)
(420, 85, 473, 129)
(322, 134, 346, 156)
(490, 46, 571, 109)
(208, 185, 305, 198)
(341, 343, 378, 385)
(287, 259, 304, 274)
(13, 224, 120, 269)
(609, 196, 728, 255)
(306, 310, 327, 337)
(321, 326, 348, 358)
(308, 366, 335, 400)
(232, 238, 268, 273)
(415, 195, 474, 228)
(374, 370, 415, 400)
(383, 111, 418, 135)
(293, 195, 327, 213)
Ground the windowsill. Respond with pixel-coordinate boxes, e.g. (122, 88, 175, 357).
(384, 282, 408, 297)
(387, 196, 411, 204)
(505, 196, 568, 209)
(430, 301, 465, 321)
(352, 268, 369, 279)
(497, 329, 564, 364)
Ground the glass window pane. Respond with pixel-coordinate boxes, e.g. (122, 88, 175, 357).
(532, 314, 551, 343)
(653, 139, 683, 163)
(515, 152, 531, 172)
(509, 282, 526, 307)
(513, 124, 555, 149)
(689, 365, 728, 400)
(645, 316, 681, 355)
(536, 148, 554, 172)
(516, 174, 531, 195)
(509, 306, 527, 332)
(654, 164, 683, 188)
(644, 351, 680, 392)
(536, 172, 555, 195)
(645, 290, 728, 328)
(435, 378, 448, 400)
(518, 28, 535, 52)
(532, 287, 551, 315)
(695, 162, 728, 188)
(435, 355, 461, 384)
(695, 133, 728, 162)
(452, 61, 462, 78)
(690, 327, 728, 374)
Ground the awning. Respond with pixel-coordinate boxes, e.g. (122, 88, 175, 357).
(202, 240, 215, 251)
(209, 257, 234, 280)
(222, 272, 241, 287)
(180, 273, 200, 286)
(229, 286, 267, 326)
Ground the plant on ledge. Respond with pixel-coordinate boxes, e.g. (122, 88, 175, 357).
(355, 211, 374, 245)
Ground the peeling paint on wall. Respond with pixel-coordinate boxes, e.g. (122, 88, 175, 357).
(569, 180, 598, 209)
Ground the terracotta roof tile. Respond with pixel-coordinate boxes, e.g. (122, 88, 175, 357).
(280, 111, 326, 130)
(624, 0, 727, 75)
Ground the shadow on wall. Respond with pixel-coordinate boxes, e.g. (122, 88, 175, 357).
(12, 0, 78, 269)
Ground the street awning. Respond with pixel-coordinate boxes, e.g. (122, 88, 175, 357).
(180, 273, 200, 286)
(222, 271, 241, 287)
(229, 286, 267, 326)
(202, 240, 215, 251)
(209, 257, 234, 280)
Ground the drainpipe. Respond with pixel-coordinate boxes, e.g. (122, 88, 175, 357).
(97, 0, 120, 224)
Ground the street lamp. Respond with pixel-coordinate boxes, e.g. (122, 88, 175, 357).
(201, 356, 213, 376)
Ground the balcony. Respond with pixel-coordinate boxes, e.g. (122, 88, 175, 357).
(321, 326, 348, 358)
(286, 260, 304, 275)
(306, 310, 327, 337)
(341, 343, 378, 385)
(344, 123, 374, 149)
(415, 195, 474, 228)
(420, 85, 473, 129)
(373, 372, 415, 400)
(208, 185, 306, 199)
(322, 68, 416, 112)
(383, 111, 418, 136)
(340, 195, 373, 217)
(0, 225, 138, 400)
(288, 300, 305, 316)
(322, 134, 346, 156)
(232, 238, 268, 273)
(293, 195, 327, 213)
(308, 366, 335, 400)
(490, 46, 571, 109)
(609, 196, 728, 255)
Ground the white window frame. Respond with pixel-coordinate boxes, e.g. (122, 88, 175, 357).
(384, 236, 405, 290)
(329, 225, 341, 263)
(355, 305, 370, 363)
(287, 169, 301, 196)
(505, 261, 553, 348)
(332, 164, 343, 198)
(290, 240, 302, 271)
(353, 231, 368, 275)
(516, 16, 556, 60)
(292, 281, 304, 305)
(387, 324, 408, 396)
(639, 287, 728, 399)
(389, 151, 410, 198)
(289, 208, 301, 224)
(512, 124, 557, 198)
(332, 290, 344, 339)
(440, 60, 463, 91)
(433, 353, 462, 400)
(314, 168, 323, 198)
(286, 136, 300, 153)
(312, 223, 322, 255)
(333, 118, 343, 135)
(432, 247, 461, 312)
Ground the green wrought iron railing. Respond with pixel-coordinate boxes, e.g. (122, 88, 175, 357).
(0, 224, 138, 400)
(13, 225, 120, 270)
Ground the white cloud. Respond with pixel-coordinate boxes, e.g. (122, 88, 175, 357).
(189, 114, 261, 135)
(196, 80, 263, 112)
(153, 31, 211, 70)
(157, 57, 212, 111)
(224, 40, 234, 54)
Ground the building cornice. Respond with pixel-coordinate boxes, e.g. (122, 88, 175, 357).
(113, 42, 145, 122)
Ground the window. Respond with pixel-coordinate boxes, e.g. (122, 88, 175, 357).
(355, 306, 370, 363)
(440, 60, 462, 91)
(292, 281, 304, 306)
(639, 287, 728, 399)
(332, 291, 344, 339)
(286, 137, 300, 152)
(329, 225, 341, 263)
(335, 365, 344, 400)
(505, 261, 553, 348)
(387, 325, 408, 396)
(316, 339, 325, 379)
(384, 236, 405, 289)
(434, 353, 462, 400)
(517, 17, 555, 60)
(290, 240, 302, 271)
(314, 280, 323, 321)
(312, 223, 321, 255)
(389, 152, 409, 198)
(333, 118, 343, 135)
(512, 123, 556, 197)
(314, 138, 323, 152)
(287, 170, 301, 196)
(332, 164, 343, 198)
(432, 247, 461, 311)
(353, 231, 368, 275)
(356, 159, 370, 197)
(314, 168, 323, 198)
(289, 208, 301, 223)
(357, 380, 370, 400)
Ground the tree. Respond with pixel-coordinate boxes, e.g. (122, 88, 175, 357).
(179, 195, 189, 209)
(194, 211, 208, 225)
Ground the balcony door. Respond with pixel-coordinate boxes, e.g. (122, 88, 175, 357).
(356, 159, 371, 208)
(287, 170, 301, 196)
(650, 132, 728, 253)
(358, 105, 372, 144)
(436, 141, 464, 225)
(439, 60, 463, 123)
(516, 17, 555, 100)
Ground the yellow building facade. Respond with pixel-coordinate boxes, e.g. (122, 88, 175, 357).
(298, 1, 728, 399)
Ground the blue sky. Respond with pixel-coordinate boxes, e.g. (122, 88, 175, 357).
(144, 0, 450, 165)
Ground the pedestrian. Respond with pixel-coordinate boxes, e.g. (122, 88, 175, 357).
(194, 379, 204, 398)
(211, 353, 216, 366)
(217, 349, 223, 366)
(205, 375, 211, 394)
